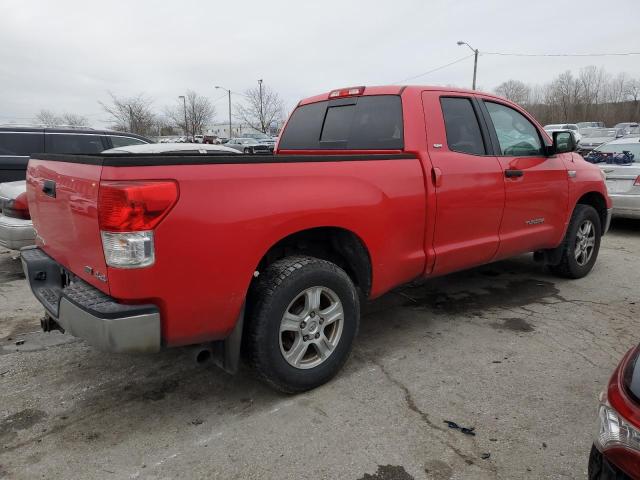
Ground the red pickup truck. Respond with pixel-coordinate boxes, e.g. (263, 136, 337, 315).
(22, 86, 611, 392)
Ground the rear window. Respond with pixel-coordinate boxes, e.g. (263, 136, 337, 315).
(45, 134, 105, 154)
(279, 95, 403, 150)
(0, 132, 44, 156)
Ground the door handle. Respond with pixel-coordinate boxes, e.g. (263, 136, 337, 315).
(505, 169, 524, 178)
(42, 180, 56, 198)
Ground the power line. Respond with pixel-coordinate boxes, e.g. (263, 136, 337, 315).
(394, 54, 475, 84)
(483, 51, 640, 57)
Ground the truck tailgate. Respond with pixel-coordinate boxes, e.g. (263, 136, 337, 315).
(26, 158, 109, 292)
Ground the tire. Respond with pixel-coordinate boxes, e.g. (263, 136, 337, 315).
(549, 204, 601, 279)
(246, 256, 359, 393)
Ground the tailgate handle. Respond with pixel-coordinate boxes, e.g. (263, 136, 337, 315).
(42, 180, 56, 198)
(505, 169, 524, 178)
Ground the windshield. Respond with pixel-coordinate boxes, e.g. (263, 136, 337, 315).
(584, 129, 617, 138)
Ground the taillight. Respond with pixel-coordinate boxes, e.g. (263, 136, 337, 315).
(2, 192, 30, 220)
(98, 181, 178, 269)
(634, 176, 640, 186)
(328, 86, 365, 99)
(98, 181, 178, 232)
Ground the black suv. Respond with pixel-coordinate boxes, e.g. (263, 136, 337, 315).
(0, 127, 151, 183)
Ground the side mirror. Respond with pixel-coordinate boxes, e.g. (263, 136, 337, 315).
(549, 131, 576, 155)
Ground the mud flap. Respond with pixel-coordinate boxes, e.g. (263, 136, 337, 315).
(212, 304, 245, 375)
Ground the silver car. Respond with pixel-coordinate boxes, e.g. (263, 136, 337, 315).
(585, 137, 640, 219)
(0, 180, 33, 250)
(225, 138, 272, 154)
(578, 128, 623, 154)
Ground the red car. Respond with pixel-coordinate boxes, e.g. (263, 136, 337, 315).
(590, 345, 640, 479)
(22, 86, 611, 392)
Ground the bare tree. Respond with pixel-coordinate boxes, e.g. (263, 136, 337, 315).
(166, 90, 215, 138)
(100, 92, 157, 136)
(34, 110, 89, 127)
(60, 113, 89, 127)
(236, 83, 284, 134)
(35, 110, 62, 126)
(494, 80, 530, 105)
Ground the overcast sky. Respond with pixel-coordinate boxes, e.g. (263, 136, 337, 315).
(2, 0, 639, 128)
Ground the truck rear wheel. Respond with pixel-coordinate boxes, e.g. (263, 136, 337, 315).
(246, 256, 359, 393)
(549, 204, 601, 279)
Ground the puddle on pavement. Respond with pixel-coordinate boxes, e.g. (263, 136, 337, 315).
(357, 464, 415, 480)
(491, 317, 535, 332)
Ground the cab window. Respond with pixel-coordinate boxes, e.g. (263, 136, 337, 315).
(484, 102, 543, 156)
(440, 97, 486, 155)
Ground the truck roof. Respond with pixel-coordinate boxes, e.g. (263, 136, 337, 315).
(297, 85, 505, 106)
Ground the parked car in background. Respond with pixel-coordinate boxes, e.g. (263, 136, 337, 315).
(585, 137, 640, 219)
(0, 130, 151, 250)
(102, 143, 239, 155)
(544, 123, 582, 143)
(578, 128, 624, 154)
(544, 127, 581, 146)
(0, 126, 151, 183)
(615, 122, 640, 136)
(577, 121, 605, 129)
(225, 137, 272, 154)
(0, 180, 32, 250)
(194, 135, 204, 143)
(590, 344, 640, 479)
(203, 135, 220, 144)
(21, 85, 610, 393)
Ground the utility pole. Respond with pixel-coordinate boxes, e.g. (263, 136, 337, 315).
(215, 86, 233, 139)
(178, 95, 188, 140)
(258, 79, 264, 133)
(457, 41, 478, 90)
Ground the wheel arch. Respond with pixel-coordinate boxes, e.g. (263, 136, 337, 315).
(575, 191, 608, 235)
(253, 226, 373, 299)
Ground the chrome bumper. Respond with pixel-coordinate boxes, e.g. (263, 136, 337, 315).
(21, 246, 161, 353)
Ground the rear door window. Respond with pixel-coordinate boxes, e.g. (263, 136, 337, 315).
(45, 134, 106, 154)
(440, 97, 486, 155)
(279, 95, 403, 150)
(0, 132, 44, 156)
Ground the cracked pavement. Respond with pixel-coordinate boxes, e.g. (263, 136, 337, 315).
(0, 219, 639, 479)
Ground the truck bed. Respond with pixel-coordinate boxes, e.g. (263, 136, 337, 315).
(26, 152, 427, 346)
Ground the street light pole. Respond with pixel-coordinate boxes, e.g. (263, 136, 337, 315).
(457, 41, 478, 90)
(178, 95, 188, 139)
(258, 79, 264, 133)
(215, 86, 233, 139)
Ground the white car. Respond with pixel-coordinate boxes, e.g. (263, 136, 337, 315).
(0, 180, 33, 250)
(0, 143, 239, 250)
(102, 143, 240, 155)
(544, 124, 582, 144)
(585, 137, 640, 219)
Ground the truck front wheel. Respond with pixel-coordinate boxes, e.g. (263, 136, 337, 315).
(549, 204, 602, 279)
(246, 256, 359, 393)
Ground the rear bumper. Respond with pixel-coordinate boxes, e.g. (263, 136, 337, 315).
(21, 246, 161, 353)
(0, 214, 34, 250)
(609, 194, 640, 219)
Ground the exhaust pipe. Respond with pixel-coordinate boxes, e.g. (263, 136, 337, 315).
(192, 346, 213, 365)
